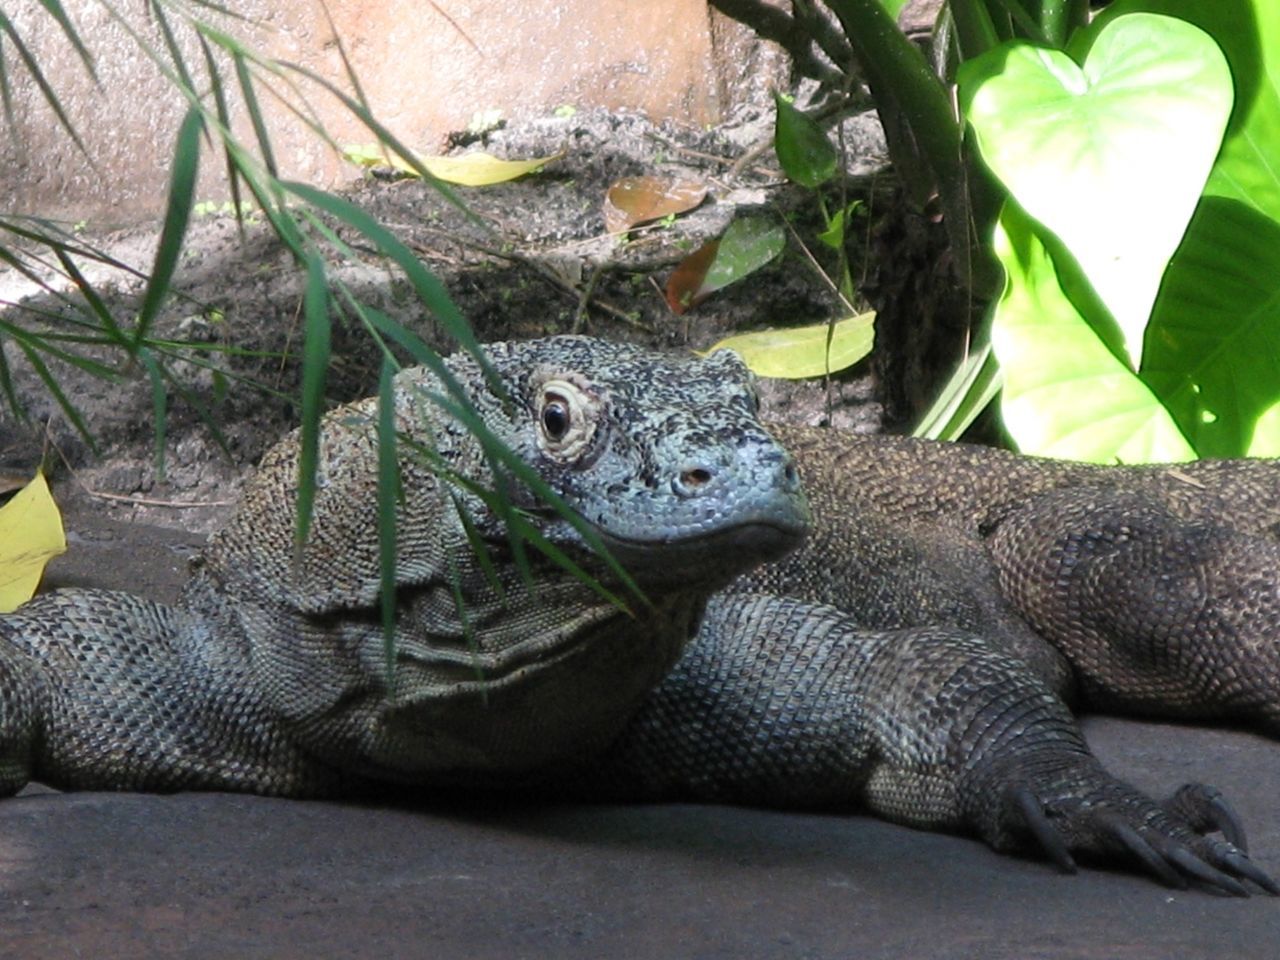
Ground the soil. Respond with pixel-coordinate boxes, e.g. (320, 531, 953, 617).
(0, 104, 891, 533)
(2, 108, 1278, 959)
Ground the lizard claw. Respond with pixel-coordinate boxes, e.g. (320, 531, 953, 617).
(1165, 783, 1247, 852)
(1010, 784, 1076, 874)
(992, 771, 1278, 895)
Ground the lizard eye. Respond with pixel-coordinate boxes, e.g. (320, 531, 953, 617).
(536, 379, 598, 461)
(541, 394, 572, 441)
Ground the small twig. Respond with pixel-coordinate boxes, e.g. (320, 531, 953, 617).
(727, 138, 783, 181)
(410, 231, 654, 332)
(643, 132, 736, 168)
(80, 489, 236, 508)
(776, 207, 859, 316)
(572, 263, 606, 334)
(1167, 468, 1208, 490)
(44, 427, 236, 509)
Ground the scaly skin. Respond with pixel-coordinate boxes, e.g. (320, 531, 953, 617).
(0, 336, 1276, 896)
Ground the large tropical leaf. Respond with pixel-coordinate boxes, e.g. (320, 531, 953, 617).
(960, 13, 1232, 368)
(991, 203, 1195, 463)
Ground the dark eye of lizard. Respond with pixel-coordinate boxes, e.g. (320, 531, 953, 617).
(541, 394, 571, 441)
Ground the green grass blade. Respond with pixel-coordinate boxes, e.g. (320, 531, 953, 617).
(0, 215, 149, 281)
(449, 490, 506, 604)
(0, 332, 22, 418)
(136, 348, 169, 481)
(134, 105, 202, 350)
(912, 340, 1002, 440)
(297, 208, 358, 260)
(278, 64, 478, 225)
(147, 0, 198, 114)
(12, 338, 97, 452)
(280, 182, 492, 374)
(0, 10, 91, 157)
(196, 34, 248, 236)
(0, 318, 120, 379)
(376, 356, 400, 691)
(153, 355, 233, 458)
(0, 33, 15, 133)
(295, 251, 332, 551)
(52, 247, 128, 346)
(26, 0, 95, 70)
(315, 0, 372, 114)
(232, 51, 279, 177)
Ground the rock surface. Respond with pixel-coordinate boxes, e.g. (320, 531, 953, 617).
(4, 508, 1276, 960)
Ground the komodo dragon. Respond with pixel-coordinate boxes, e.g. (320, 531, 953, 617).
(2, 335, 1278, 896)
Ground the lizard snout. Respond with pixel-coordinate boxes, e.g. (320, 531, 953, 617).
(671, 452, 800, 500)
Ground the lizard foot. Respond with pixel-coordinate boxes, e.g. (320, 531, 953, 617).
(1001, 777, 1278, 896)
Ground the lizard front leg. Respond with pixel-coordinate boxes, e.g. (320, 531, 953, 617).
(583, 593, 1276, 894)
(0, 589, 341, 797)
(988, 488, 1280, 733)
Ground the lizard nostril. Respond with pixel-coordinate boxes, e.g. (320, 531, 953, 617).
(673, 467, 715, 497)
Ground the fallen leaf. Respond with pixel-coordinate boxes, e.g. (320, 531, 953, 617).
(0, 472, 67, 613)
(665, 239, 720, 314)
(343, 145, 560, 185)
(665, 216, 786, 314)
(603, 176, 707, 234)
(701, 313, 876, 379)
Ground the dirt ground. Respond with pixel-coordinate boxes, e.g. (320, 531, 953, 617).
(1, 508, 1275, 960)
(0, 105, 890, 533)
(2, 109, 1279, 958)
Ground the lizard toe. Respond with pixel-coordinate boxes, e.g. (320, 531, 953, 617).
(1164, 782, 1247, 851)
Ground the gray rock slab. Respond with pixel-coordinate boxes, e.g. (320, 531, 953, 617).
(4, 511, 1277, 959)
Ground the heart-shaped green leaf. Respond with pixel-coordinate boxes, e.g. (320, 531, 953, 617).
(1102, 0, 1280, 223)
(992, 202, 1195, 463)
(961, 13, 1233, 368)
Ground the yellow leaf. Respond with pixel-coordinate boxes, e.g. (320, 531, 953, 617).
(343, 145, 560, 185)
(701, 313, 876, 380)
(0, 472, 67, 613)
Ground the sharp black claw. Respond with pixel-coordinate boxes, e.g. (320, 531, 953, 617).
(1107, 819, 1187, 889)
(1167, 847, 1249, 897)
(1207, 794, 1248, 853)
(1220, 850, 1280, 896)
(1012, 785, 1076, 873)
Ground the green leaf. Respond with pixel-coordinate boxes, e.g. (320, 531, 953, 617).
(991, 203, 1195, 463)
(913, 341, 1003, 441)
(1250, 400, 1280, 457)
(816, 200, 862, 251)
(1140, 197, 1280, 457)
(376, 356, 400, 690)
(295, 251, 331, 551)
(1102, 0, 1280, 223)
(702, 313, 875, 380)
(706, 217, 786, 289)
(665, 217, 785, 314)
(773, 93, 838, 189)
(134, 106, 202, 349)
(960, 13, 1233, 368)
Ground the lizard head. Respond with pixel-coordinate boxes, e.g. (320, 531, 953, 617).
(456, 336, 811, 591)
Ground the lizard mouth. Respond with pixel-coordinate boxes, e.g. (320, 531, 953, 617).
(594, 517, 807, 587)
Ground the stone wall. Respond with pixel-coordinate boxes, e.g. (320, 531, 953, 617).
(1, 0, 782, 224)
